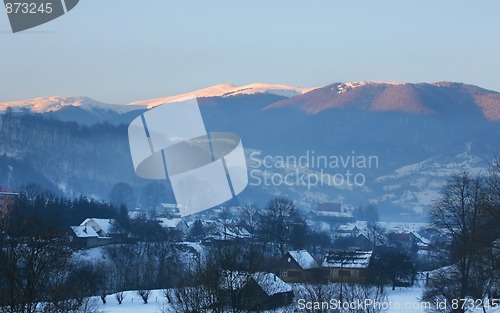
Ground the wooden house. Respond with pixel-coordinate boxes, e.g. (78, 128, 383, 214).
(322, 250, 373, 283)
(277, 250, 319, 282)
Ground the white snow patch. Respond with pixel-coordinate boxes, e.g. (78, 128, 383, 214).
(336, 81, 405, 93)
(129, 83, 318, 108)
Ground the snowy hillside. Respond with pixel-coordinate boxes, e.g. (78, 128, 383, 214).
(373, 144, 486, 214)
(129, 83, 317, 108)
(80, 286, 500, 313)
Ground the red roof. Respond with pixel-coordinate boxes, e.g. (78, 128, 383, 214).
(0, 186, 18, 194)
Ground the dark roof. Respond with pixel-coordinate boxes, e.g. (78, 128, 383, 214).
(322, 250, 373, 269)
(316, 203, 341, 212)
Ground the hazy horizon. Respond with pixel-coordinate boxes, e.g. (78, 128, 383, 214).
(1, 0, 500, 104)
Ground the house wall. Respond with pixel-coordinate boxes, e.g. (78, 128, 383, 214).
(276, 253, 306, 282)
(278, 268, 303, 282)
(323, 267, 368, 283)
(0, 193, 17, 216)
(69, 233, 114, 249)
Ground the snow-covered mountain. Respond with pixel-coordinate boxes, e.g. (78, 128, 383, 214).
(0, 83, 316, 125)
(2, 81, 498, 120)
(129, 83, 317, 108)
(0, 96, 144, 114)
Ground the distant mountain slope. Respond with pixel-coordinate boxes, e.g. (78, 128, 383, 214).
(0, 96, 147, 126)
(266, 81, 500, 120)
(129, 83, 317, 108)
(0, 96, 144, 113)
(0, 81, 498, 220)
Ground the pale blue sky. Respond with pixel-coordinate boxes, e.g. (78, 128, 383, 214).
(1, 0, 499, 104)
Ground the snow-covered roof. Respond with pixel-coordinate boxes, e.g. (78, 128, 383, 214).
(220, 271, 292, 296)
(159, 203, 180, 209)
(177, 242, 205, 255)
(287, 250, 318, 269)
(313, 211, 353, 218)
(322, 250, 373, 269)
(80, 218, 119, 235)
(225, 225, 251, 238)
(202, 220, 252, 240)
(158, 217, 183, 229)
(71, 225, 99, 238)
(207, 227, 252, 240)
(253, 272, 292, 296)
(338, 223, 358, 232)
(411, 231, 430, 245)
(357, 228, 389, 246)
(128, 211, 145, 220)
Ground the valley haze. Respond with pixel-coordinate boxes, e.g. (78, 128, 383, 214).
(0, 80, 499, 220)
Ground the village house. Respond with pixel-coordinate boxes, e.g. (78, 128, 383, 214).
(69, 225, 111, 248)
(308, 203, 354, 223)
(156, 203, 181, 218)
(276, 250, 319, 282)
(337, 223, 360, 234)
(388, 230, 430, 252)
(0, 186, 19, 217)
(322, 250, 373, 283)
(158, 217, 188, 240)
(200, 219, 252, 242)
(69, 218, 125, 248)
(220, 271, 293, 311)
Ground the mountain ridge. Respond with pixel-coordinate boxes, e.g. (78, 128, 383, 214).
(129, 83, 317, 108)
(265, 81, 500, 120)
(0, 96, 144, 114)
(1, 81, 498, 121)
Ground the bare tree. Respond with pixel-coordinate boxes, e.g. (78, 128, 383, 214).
(342, 284, 388, 313)
(240, 204, 259, 231)
(258, 198, 305, 257)
(115, 291, 126, 305)
(140, 181, 169, 211)
(0, 211, 72, 313)
(136, 289, 153, 304)
(294, 282, 340, 313)
(424, 171, 498, 313)
(109, 182, 136, 209)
